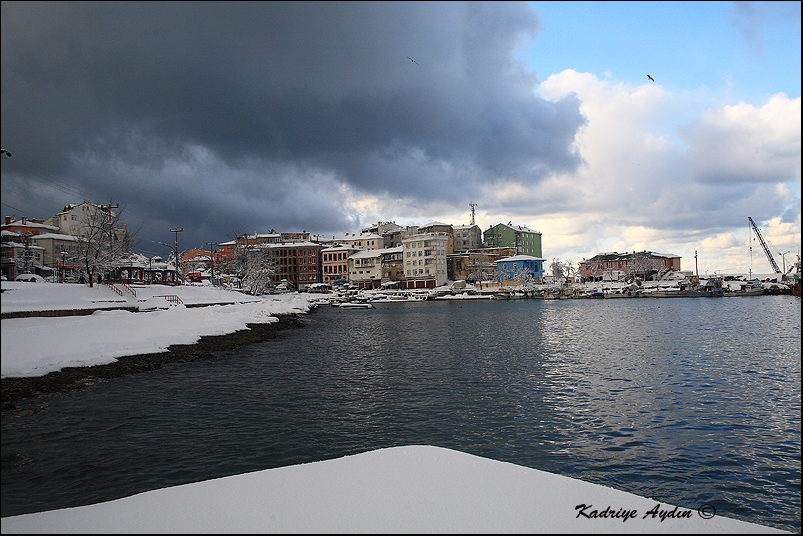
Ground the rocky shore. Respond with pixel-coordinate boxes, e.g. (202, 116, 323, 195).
(1, 314, 306, 409)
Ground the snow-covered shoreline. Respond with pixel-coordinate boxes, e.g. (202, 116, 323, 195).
(1, 282, 317, 378)
(0, 446, 787, 534)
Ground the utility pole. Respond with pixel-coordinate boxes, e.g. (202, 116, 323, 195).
(207, 242, 219, 286)
(100, 201, 119, 282)
(170, 228, 183, 285)
(21, 232, 33, 274)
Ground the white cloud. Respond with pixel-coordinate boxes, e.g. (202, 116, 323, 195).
(679, 94, 801, 185)
(458, 69, 802, 273)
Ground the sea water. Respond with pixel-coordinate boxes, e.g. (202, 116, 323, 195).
(2, 296, 800, 532)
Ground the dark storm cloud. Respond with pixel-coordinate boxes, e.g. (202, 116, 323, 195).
(2, 1, 584, 247)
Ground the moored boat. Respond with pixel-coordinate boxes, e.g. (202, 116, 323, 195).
(723, 281, 763, 297)
(339, 302, 374, 309)
(686, 277, 725, 297)
(652, 287, 688, 298)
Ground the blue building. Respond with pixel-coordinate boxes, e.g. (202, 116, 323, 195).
(496, 254, 545, 283)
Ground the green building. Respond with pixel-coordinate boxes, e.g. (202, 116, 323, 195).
(483, 223, 542, 257)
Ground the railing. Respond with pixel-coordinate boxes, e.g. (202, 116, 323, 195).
(103, 281, 124, 297)
(153, 295, 183, 305)
(120, 282, 137, 298)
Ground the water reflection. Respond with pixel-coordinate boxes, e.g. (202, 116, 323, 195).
(2, 297, 799, 532)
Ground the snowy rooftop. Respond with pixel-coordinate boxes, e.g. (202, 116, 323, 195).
(30, 233, 79, 241)
(497, 254, 547, 262)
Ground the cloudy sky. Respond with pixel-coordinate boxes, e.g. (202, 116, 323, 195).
(1, 1, 800, 274)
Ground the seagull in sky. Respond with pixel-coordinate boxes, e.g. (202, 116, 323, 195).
(647, 75, 655, 82)
(407, 56, 418, 65)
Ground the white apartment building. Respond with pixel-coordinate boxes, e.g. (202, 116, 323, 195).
(49, 201, 128, 245)
(348, 248, 384, 288)
(332, 232, 384, 250)
(402, 232, 449, 288)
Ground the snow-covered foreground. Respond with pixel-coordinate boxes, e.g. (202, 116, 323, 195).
(0, 446, 785, 534)
(1, 282, 789, 533)
(1, 282, 316, 378)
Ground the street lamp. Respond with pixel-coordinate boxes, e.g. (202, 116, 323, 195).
(207, 242, 219, 286)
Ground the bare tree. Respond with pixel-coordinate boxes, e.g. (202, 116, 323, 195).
(628, 251, 659, 283)
(66, 203, 130, 287)
(585, 259, 603, 283)
(564, 259, 578, 283)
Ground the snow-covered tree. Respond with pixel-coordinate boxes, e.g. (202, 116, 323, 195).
(241, 245, 276, 295)
(549, 258, 565, 281)
(513, 265, 534, 286)
(217, 230, 248, 281)
(465, 253, 493, 284)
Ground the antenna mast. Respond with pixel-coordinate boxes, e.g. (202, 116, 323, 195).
(469, 203, 477, 226)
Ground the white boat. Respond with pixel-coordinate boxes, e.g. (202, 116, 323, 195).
(385, 294, 428, 303)
(339, 302, 374, 309)
(723, 281, 763, 296)
(435, 292, 493, 300)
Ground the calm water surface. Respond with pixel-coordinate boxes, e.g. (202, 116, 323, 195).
(2, 296, 800, 532)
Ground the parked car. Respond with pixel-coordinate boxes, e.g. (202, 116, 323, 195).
(15, 273, 47, 283)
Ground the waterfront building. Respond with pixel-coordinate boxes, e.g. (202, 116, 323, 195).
(264, 241, 323, 290)
(417, 222, 454, 254)
(447, 247, 517, 282)
(403, 232, 449, 288)
(322, 244, 364, 285)
(361, 221, 406, 248)
(579, 251, 681, 282)
(348, 248, 383, 289)
(495, 254, 546, 284)
(380, 246, 405, 285)
(483, 223, 542, 257)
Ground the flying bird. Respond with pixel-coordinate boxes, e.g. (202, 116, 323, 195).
(647, 75, 654, 82)
(407, 56, 418, 65)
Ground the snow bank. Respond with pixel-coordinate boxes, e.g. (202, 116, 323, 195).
(1, 283, 316, 378)
(0, 446, 785, 534)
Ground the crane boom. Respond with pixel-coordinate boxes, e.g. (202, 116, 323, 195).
(748, 217, 781, 273)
